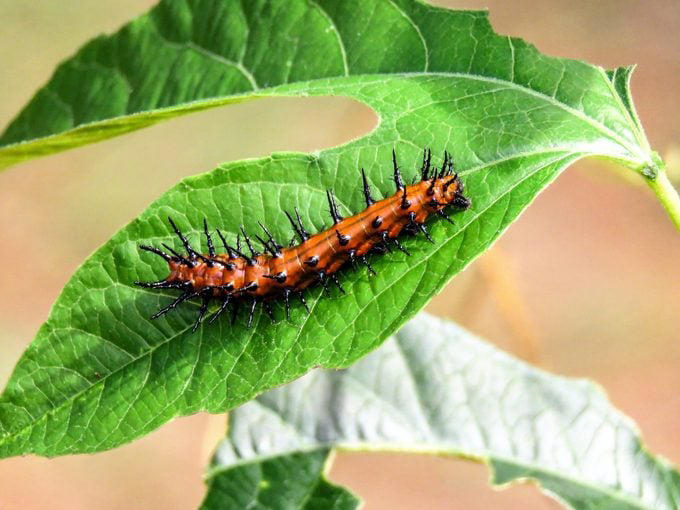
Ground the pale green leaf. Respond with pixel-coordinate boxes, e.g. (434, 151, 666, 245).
(203, 313, 680, 510)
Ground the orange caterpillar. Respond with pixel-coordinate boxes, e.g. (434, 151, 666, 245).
(136, 150, 470, 330)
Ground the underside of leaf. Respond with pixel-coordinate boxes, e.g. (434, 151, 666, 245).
(203, 313, 680, 510)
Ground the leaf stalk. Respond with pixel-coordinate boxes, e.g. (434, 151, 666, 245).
(647, 170, 680, 232)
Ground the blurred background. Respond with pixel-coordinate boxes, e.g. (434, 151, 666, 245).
(0, 1, 678, 508)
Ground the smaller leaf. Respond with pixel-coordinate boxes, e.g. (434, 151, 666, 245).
(201, 448, 359, 510)
(203, 313, 680, 510)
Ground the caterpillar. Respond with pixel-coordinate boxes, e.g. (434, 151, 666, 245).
(135, 149, 470, 331)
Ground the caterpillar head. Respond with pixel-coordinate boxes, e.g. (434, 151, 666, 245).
(431, 174, 471, 210)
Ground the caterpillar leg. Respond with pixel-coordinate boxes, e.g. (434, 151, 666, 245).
(436, 209, 455, 225)
(406, 211, 434, 243)
(262, 300, 276, 323)
(282, 289, 292, 320)
(316, 271, 329, 294)
(329, 274, 345, 294)
(191, 293, 211, 332)
(246, 298, 258, 328)
(230, 301, 240, 325)
(297, 292, 310, 313)
(391, 237, 410, 256)
(417, 223, 435, 243)
(209, 296, 231, 324)
(359, 255, 376, 276)
(378, 232, 393, 253)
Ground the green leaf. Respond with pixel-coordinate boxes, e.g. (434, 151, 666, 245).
(201, 449, 359, 510)
(202, 313, 680, 510)
(0, 0, 657, 175)
(0, 0, 661, 457)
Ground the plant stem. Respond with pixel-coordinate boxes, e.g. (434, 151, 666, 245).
(647, 171, 680, 232)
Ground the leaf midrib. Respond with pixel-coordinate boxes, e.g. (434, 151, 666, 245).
(1, 70, 645, 169)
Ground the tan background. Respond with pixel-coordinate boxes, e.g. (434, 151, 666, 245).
(0, 1, 678, 508)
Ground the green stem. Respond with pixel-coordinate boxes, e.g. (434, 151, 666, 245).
(646, 171, 680, 232)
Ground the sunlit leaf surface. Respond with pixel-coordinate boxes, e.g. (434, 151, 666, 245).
(0, 0, 660, 457)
